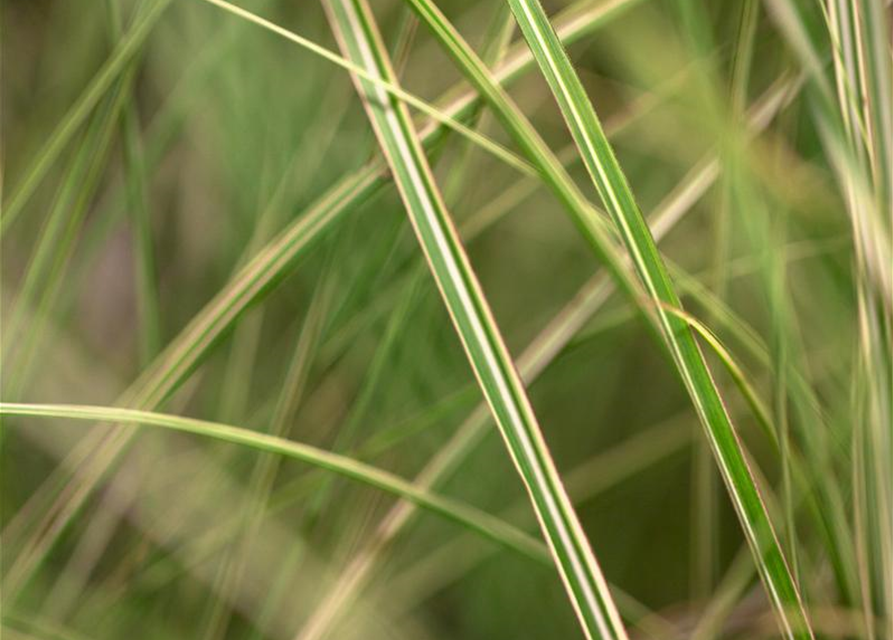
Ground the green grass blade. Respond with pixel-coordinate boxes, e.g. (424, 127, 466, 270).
(65, 0, 641, 285)
(503, 1, 814, 638)
(163, 161, 697, 640)
(0, 0, 647, 595)
(3, 78, 131, 399)
(199, 0, 533, 178)
(0, 170, 369, 597)
(690, 0, 757, 599)
(321, 0, 628, 638)
(400, 0, 650, 331)
(0, 0, 173, 236)
(0, 402, 548, 565)
(824, 4, 893, 634)
(257, 76, 798, 640)
(388, 417, 692, 616)
(304, 3, 513, 528)
(106, 0, 162, 366)
(199, 269, 336, 640)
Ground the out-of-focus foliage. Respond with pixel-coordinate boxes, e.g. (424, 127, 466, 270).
(1, 0, 890, 639)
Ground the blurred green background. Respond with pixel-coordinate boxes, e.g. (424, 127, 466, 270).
(2, 0, 887, 638)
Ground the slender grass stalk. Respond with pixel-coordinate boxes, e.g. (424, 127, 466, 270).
(3, 79, 131, 400)
(670, 257, 861, 603)
(304, 1, 515, 533)
(398, 0, 654, 338)
(106, 0, 162, 366)
(503, 1, 813, 637)
(0, 0, 646, 602)
(387, 416, 692, 614)
(0, 0, 172, 236)
(823, 3, 893, 636)
(273, 76, 800, 640)
(200, 270, 336, 640)
(690, 0, 758, 599)
(706, 0, 806, 590)
(729, 106, 803, 586)
(321, 0, 628, 638)
(0, 402, 547, 563)
(198, 0, 534, 178)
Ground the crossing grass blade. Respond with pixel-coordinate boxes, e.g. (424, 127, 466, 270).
(397, 0, 667, 349)
(6, 2, 891, 637)
(288, 74, 796, 640)
(386, 416, 692, 614)
(502, 0, 814, 638)
(1, 0, 647, 601)
(320, 0, 628, 638)
(3, 77, 132, 399)
(198, 267, 336, 640)
(0, 0, 173, 237)
(199, 0, 533, 178)
(0, 403, 548, 565)
(7, 55, 795, 633)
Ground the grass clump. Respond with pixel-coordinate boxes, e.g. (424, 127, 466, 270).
(1, 0, 890, 639)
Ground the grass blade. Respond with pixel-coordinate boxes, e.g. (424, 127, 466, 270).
(0, 403, 548, 565)
(321, 0, 628, 638)
(0, 0, 650, 597)
(823, 4, 893, 635)
(106, 0, 162, 366)
(3, 78, 131, 399)
(289, 71, 786, 640)
(503, 1, 814, 637)
(399, 0, 652, 337)
(387, 416, 692, 615)
(0, 0, 173, 236)
(199, 268, 336, 640)
(199, 0, 533, 178)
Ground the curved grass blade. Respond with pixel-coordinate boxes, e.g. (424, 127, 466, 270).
(244, 78, 799, 640)
(387, 416, 692, 615)
(0, 0, 661, 596)
(114, 149, 707, 636)
(320, 0, 627, 638)
(0, 403, 548, 564)
(503, 1, 814, 638)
